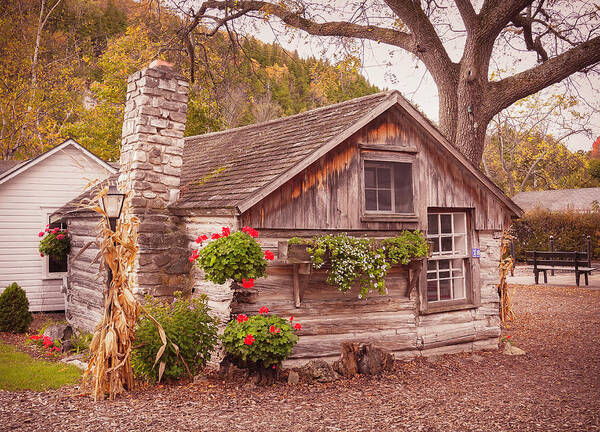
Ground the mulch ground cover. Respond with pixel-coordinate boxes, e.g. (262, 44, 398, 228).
(1, 284, 598, 432)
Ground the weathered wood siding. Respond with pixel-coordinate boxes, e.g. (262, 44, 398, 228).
(229, 233, 501, 364)
(234, 106, 508, 363)
(0, 145, 113, 312)
(241, 107, 510, 232)
(65, 216, 105, 331)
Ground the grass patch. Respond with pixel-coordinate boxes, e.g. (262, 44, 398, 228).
(0, 342, 81, 391)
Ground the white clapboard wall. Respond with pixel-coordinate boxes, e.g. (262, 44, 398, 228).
(0, 140, 114, 311)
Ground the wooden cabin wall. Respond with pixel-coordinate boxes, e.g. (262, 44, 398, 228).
(64, 215, 105, 331)
(233, 106, 509, 364)
(241, 107, 509, 233)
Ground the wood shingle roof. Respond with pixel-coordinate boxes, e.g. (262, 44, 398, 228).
(176, 91, 396, 210)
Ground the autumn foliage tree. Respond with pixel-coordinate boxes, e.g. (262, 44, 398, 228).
(483, 92, 599, 196)
(165, 0, 600, 164)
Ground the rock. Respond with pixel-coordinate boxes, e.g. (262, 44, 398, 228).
(61, 357, 88, 370)
(299, 360, 339, 383)
(503, 342, 526, 356)
(287, 370, 300, 385)
(43, 324, 72, 342)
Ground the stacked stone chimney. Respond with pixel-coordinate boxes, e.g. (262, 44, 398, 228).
(119, 60, 191, 299)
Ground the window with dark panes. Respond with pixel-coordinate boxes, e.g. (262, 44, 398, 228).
(426, 212, 468, 302)
(48, 220, 67, 274)
(363, 161, 413, 214)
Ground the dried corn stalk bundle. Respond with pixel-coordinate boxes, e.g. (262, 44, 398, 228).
(82, 187, 148, 401)
(498, 230, 516, 323)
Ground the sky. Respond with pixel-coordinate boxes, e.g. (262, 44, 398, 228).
(241, 4, 600, 153)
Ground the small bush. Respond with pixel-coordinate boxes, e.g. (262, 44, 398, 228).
(510, 209, 600, 260)
(0, 282, 33, 333)
(221, 309, 299, 368)
(132, 293, 218, 382)
(70, 330, 93, 354)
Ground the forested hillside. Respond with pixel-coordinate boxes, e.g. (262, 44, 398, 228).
(0, 0, 378, 161)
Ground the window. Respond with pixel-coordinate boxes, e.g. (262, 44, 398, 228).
(48, 225, 68, 274)
(426, 212, 468, 303)
(363, 160, 414, 214)
(40, 206, 68, 279)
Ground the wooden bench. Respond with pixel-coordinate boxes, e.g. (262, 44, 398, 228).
(526, 251, 596, 286)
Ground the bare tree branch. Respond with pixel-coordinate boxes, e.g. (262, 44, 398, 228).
(486, 36, 600, 119)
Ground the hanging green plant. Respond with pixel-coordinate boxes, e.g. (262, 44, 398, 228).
(38, 226, 70, 259)
(290, 231, 428, 299)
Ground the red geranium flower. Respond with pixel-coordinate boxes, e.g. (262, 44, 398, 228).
(506, 335, 511, 339)
(40, 253, 44, 257)
(276, 328, 281, 334)
(56, 234, 65, 240)
(38, 232, 45, 237)
(259, 306, 269, 314)
(242, 226, 259, 238)
(264, 250, 274, 260)
(269, 325, 276, 334)
(244, 334, 255, 345)
(211, 233, 221, 240)
(221, 227, 231, 237)
(294, 323, 302, 330)
(289, 316, 294, 322)
(242, 278, 254, 288)
(201, 234, 208, 241)
(237, 314, 248, 323)
(51, 228, 59, 234)
(195, 236, 203, 243)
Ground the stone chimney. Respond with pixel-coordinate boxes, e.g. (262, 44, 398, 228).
(119, 60, 190, 299)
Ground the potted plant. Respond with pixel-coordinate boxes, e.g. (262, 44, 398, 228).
(38, 225, 70, 260)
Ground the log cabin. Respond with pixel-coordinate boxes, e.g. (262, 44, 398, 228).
(55, 61, 522, 365)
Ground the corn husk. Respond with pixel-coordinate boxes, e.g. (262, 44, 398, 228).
(498, 231, 516, 322)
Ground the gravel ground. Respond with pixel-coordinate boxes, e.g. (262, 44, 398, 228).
(1, 284, 599, 432)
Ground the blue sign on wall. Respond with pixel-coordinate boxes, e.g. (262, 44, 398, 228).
(472, 248, 481, 258)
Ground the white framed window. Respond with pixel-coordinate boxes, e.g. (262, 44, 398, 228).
(426, 212, 468, 303)
(362, 160, 414, 215)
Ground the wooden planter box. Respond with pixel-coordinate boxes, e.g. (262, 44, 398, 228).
(277, 241, 425, 308)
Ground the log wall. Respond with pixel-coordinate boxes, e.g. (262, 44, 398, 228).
(231, 232, 502, 365)
(64, 216, 106, 331)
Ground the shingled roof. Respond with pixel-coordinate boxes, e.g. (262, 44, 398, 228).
(176, 91, 395, 210)
(176, 90, 521, 216)
(512, 187, 600, 212)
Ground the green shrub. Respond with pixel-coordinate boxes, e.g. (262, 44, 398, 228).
(0, 282, 33, 333)
(510, 209, 600, 261)
(221, 309, 299, 368)
(195, 229, 267, 284)
(131, 293, 218, 382)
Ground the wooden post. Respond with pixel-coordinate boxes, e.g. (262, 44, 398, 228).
(549, 235, 554, 276)
(292, 264, 301, 308)
(585, 235, 592, 268)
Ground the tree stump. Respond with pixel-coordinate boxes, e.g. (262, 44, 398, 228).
(335, 342, 395, 376)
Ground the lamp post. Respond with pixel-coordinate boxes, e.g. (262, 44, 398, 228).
(100, 185, 125, 232)
(99, 185, 125, 296)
